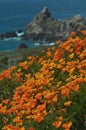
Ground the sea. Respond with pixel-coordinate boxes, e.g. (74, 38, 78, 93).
(0, 0, 86, 51)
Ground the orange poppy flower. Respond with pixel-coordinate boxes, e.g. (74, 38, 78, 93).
(46, 51, 52, 57)
(52, 96, 58, 103)
(71, 31, 76, 37)
(53, 120, 62, 128)
(81, 30, 86, 35)
(29, 127, 34, 130)
(2, 99, 9, 104)
(64, 101, 72, 107)
(61, 87, 70, 97)
(57, 116, 64, 121)
(35, 93, 42, 100)
(69, 53, 74, 59)
(62, 122, 72, 129)
(33, 114, 44, 123)
(72, 85, 79, 92)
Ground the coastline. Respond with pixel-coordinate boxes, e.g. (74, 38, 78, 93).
(0, 7, 86, 52)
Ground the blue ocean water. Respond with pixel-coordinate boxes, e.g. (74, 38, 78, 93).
(0, 0, 86, 51)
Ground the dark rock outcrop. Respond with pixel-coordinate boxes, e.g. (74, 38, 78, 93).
(0, 32, 17, 40)
(0, 30, 24, 40)
(23, 7, 86, 42)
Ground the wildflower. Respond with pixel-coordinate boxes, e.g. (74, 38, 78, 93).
(71, 31, 76, 37)
(20, 127, 25, 130)
(60, 87, 70, 97)
(0, 106, 7, 114)
(53, 49, 63, 60)
(53, 120, 62, 128)
(51, 46, 55, 50)
(43, 91, 55, 99)
(69, 68, 75, 75)
(62, 122, 72, 129)
(72, 85, 79, 92)
(46, 51, 52, 57)
(57, 116, 64, 121)
(29, 127, 34, 130)
(69, 53, 74, 59)
(52, 96, 58, 103)
(64, 101, 72, 107)
(81, 30, 86, 35)
(13, 116, 22, 124)
(35, 93, 42, 100)
(33, 114, 44, 123)
(2, 99, 9, 104)
(61, 108, 66, 112)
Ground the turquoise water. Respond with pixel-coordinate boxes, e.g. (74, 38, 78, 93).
(0, 0, 86, 50)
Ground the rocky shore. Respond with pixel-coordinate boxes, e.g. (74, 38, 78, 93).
(0, 30, 23, 40)
(1, 7, 86, 42)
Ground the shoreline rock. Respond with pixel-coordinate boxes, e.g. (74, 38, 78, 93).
(0, 32, 17, 40)
(17, 43, 28, 49)
(0, 30, 23, 40)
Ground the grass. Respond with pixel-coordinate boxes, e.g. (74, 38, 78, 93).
(0, 46, 51, 71)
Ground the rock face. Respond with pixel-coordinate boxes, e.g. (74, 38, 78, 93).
(23, 7, 86, 42)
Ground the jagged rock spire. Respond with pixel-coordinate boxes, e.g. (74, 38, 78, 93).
(33, 6, 52, 23)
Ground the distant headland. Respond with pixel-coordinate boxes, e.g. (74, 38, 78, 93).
(1, 7, 86, 42)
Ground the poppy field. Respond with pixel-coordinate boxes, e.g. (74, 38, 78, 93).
(0, 31, 86, 130)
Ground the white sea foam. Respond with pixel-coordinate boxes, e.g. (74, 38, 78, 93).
(34, 43, 40, 46)
(49, 42, 55, 45)
(34, 42, 55, 46)
(43, 42, 55, 46)
(12, 37, 21, 40)
(16, 31, 24, 37)
(4, 37, 21, 41)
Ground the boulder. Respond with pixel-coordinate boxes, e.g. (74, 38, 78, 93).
(23, 7, 86, 42)
(17, 43, 28, 49)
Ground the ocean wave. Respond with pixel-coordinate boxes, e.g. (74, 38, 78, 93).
(16, 31, 24, 37)
(34, 43, 40, 46)
(34, 42, 55, 46)
(43, 42, 55, 46)
(4, 37, 21, 41)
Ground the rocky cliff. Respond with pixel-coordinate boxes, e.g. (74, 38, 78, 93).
(0, 7, 86, 42)
(23, 7, 86, 42)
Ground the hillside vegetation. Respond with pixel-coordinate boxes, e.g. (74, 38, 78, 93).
(0, 31, 86, 130)
(0, 46, 49, 71)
